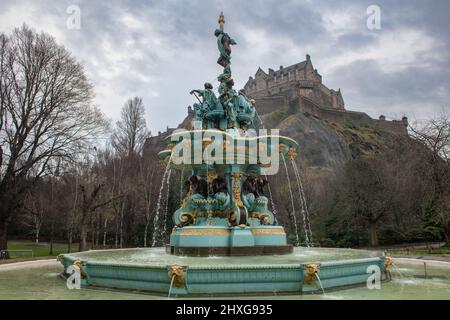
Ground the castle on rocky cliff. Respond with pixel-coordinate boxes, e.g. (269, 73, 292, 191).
(243, 54, 408, 135)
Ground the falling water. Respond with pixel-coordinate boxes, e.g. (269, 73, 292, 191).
(281, 154, 300, 246)
(263, 174, 278, 217)
(316, 274, 327, 296)
(151, 155, 172, 247)
(159, 168, 172, 245)
(180, 166, 185, 199)
(290, 159, 313, 246)
(255, 111, 278, 216)
(392, 263, 405, 279)
(168, 274, 176, 298)
(255, 109, 265, 129)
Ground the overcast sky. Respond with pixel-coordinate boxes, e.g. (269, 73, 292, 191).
(0, 0, 449, 133)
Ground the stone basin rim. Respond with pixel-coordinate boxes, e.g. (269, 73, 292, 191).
(58, 247, 386, 270)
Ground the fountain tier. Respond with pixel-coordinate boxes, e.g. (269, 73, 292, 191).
(158, 129, 299, 255)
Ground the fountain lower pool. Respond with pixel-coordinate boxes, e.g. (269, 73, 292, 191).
(1, 257, 450, 299)
(57, 247, 389, 296)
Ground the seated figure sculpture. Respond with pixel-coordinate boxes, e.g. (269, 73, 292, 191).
(211, 175, 229, 211)
(236, 89, 256, 129)
(174, 175, 232, 227)
(242, 174, 273, 225)
(174, 176, 208, 227)
(217, 77, 238, 128)
(190, 82, 223, 123)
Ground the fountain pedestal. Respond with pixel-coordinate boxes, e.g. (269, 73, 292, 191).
(230, 227, 254, 247)
(167, 225, 292, 256)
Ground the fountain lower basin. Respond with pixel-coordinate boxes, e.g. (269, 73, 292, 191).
(59, 247, 388, 296)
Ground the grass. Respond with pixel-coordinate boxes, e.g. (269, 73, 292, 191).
(387, 246, 450, 256)
(270, 110, 286, 122)
(6, 241, 78, 259)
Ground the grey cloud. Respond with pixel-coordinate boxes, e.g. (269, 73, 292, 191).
(0, 0, 448, 132)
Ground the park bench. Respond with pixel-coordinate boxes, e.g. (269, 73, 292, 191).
(0, 250, 8, 259)
(0, 249, 34, 259)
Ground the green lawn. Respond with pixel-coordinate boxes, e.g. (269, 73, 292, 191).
(6, 241, 78, 259)
(387, 246, 450, 256)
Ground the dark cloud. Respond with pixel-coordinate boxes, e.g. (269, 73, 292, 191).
(0, 0, 448, 132)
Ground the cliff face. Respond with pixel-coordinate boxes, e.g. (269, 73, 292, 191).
(256, 98, 403, 173)
(274, 112, 352, 169)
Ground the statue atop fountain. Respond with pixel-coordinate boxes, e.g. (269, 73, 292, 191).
(215, 12, 236, 76)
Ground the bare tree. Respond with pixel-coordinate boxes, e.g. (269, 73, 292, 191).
(410, 111, 450, 245)
(139, 157, 155, 247)
(0, 25, 107, 251)
(0, 34, 6, 173)
(22, 189, 46, 244)
(111, 97, 150, 157)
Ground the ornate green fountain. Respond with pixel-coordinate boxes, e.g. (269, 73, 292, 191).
(157, 12, 297, 256)
(58, 14, 388, 296)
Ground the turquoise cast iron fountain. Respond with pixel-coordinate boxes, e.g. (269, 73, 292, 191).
(58, 13, 388, 296)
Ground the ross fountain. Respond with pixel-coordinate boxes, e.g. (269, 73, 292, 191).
(58, 13, 388, 296)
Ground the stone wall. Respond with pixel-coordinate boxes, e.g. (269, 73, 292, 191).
(252, 95, 289, 115)
(296, 96, 407, 135)
(249, 94, 407, 135)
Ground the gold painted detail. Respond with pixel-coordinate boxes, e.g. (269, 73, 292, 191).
(56, 254, 63, 262)
(304, 263, 320, 284)
(180, 229, 231, 236)
(251, 228, 286, 235)
(73, 259, 87, 279)
(231, 172, 243, 207)
(249, 212, 269, 218)
(179, 212, 194, 223)
(384, 257, 393, 268)
(168, 265, 185, 288)
(202, 138, 213, 149)
(218, 12, 225, 29)
(249, 211, 271, 225)
(207, 171, 218, 183)
(196, 211, 230, 218)
(287, 147, 298, 160)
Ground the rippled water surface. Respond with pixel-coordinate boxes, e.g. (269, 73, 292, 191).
(63, 247, 381, 266)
